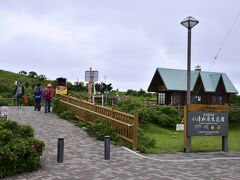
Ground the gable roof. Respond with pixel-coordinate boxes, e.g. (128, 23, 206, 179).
(147, 68, 238, 94)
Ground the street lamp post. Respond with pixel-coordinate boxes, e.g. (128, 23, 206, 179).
(181, 16, 199, 153)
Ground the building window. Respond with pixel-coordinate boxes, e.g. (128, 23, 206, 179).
(171, 93, 181, 105)
(192, 95, 202, 103)
(158, 93, 165, 105)
(211, 96, 223, 104)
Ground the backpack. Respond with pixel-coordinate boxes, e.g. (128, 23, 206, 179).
(17, 86, 23, 95)
(44, 89, 50, 98)
(34, 87, 41, 96)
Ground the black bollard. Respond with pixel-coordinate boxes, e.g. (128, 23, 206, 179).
(104, 136, 110, 160)
(57, 138, 64, 163)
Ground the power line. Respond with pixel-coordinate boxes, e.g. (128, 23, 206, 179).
(209, 11, 240, 70)
(194, 11, 240, 97)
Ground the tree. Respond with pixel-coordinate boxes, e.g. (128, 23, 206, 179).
(138, 89, 146, 96)
(74, 81, 88, 91)
(67, 82, 74, 90)
(230, 94, 240, 105)
(28, 71, 38, 78)
(37, 74, 47, 80)
(19, 70, 27, 75)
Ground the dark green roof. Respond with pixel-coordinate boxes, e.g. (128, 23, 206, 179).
(148, 68, 238, 94)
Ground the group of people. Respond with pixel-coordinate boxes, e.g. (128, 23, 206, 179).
(33, 83, 54, 113)
(15, 81, 54, 113)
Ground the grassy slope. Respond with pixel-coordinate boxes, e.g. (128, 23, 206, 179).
(142, 123, 240, 153)
(0, 70, 55, 106)
(0, 70, 54, 97)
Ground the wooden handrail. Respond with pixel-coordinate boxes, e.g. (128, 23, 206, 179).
(58, 94, 138, 149)
(59, 100, 133, 127)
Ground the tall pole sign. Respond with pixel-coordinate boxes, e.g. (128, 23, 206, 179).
(85, 68, 98, 103)
(88, 67, 92, 103)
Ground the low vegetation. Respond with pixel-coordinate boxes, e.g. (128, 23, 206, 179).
(0, 119, 45, 178)
(142, 123, 240, 153)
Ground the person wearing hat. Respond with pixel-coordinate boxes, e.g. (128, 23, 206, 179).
(33, 82, 42, 111)
(42, 84, 54, 113)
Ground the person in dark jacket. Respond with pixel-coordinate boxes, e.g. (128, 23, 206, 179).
(42, 84, 54, 113)
(34, 82, 43, 111)
(14, 81, 25, 108)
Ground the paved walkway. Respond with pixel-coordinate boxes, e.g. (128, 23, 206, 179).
(4, 106, 240, 179)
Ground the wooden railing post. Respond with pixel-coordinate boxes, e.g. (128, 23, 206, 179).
(132, 113, 138, 150)
(78, 98, 82, 107)
(111, 105, 116, 118)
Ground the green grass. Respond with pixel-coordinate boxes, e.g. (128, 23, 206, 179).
(142, 123, 240, 153)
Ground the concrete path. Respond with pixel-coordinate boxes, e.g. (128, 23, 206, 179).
(4, 106, 240, 179)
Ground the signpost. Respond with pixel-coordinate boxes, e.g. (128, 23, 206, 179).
(85, 68, 98, 103)
(184, 104, 229, 153)
(187, 112, 228, 136)
(85, 70, 99, 82)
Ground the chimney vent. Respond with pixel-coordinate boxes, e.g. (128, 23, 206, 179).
(195, 65, 201, 71)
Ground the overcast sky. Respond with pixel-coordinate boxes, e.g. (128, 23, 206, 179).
(0, 0, 240, 93)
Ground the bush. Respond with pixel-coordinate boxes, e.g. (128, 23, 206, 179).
(116, 101, 142, 114)
(126, 89, 138, 96)
(137, 128, 156, 153)
(17, 124, 34, 138)
(52, 99, 68, 115)
(0, 119, 45, 178)
(59, 110, 76, 120)
(137, 106, 181, 129)
(86, 119, 116, 141)
(229, 108, 240, 128)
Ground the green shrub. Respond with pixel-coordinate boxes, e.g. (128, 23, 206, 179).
(137, 106, 181, 129)
(17, 124, 34, 138)
(137, 127, 156, 153)
(59, 110, 76, 120)
(1, 119, 19, 130)
(229, 109, 240, 128)
(116, 101, 142, 114)
(0, 129, 13, 146)
(52, 99, 68, 115)
(86, 119, 116, 141)
(0, 119, 45, 178)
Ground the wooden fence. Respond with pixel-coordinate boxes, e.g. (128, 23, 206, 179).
(58, 94, 138, 150)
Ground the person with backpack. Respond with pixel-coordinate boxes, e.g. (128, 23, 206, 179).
(34, 82, 42, 111)
(42, 84, 54, 113)
(14, 81, 25, 108)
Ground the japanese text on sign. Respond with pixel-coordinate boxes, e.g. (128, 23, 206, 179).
(187, 112, 228, 136)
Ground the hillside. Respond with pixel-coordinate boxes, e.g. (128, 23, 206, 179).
(0, 69, 54, 99)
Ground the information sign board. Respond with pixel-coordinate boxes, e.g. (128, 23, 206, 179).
(85, 71, 98, 82)
(187, 112, 228, 136)
(176, 124, 184, 131)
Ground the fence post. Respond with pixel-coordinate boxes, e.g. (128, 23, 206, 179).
(132, 113, 138, 150)
(111, 105, 116, 118)
(78, 98, 81, 107)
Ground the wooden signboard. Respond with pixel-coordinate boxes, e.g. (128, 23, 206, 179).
(184, 104, 229, 153)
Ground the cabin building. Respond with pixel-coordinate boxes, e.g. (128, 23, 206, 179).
(147, 67, 238, 106)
